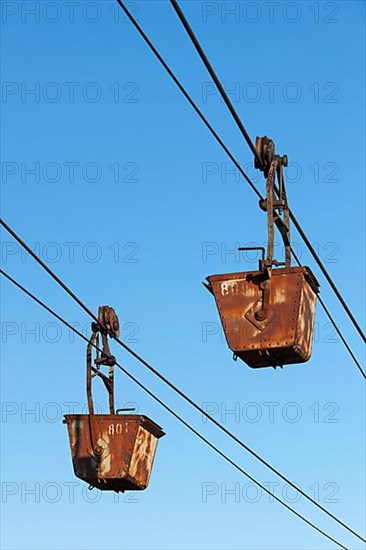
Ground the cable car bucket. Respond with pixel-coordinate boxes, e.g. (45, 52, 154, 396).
(63, 306, 165, 492)
(205, 137, 320, 369)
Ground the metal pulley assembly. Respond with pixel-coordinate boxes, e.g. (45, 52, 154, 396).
(205, 137, 319, 369)
(64, 306, 165, 492)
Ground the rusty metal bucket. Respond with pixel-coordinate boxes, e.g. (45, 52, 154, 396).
(64, 306, 165, 492)
(207, 266, 319, 368)
(64, 413, 165, 492)
(206, 139, 321, 369)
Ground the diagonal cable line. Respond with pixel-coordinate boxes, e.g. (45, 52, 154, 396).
(113, 2, 364, 377)
(316, 294, 365, 379)
(1, 218, 365, 544)
(168, 0, 366, 345)
(170, 0, 262, 166)
(114, 0, 261, 200)
(0, 268, 350, 550)
(291, 250, 365, 380)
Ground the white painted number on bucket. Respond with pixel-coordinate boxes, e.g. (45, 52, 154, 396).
(108, 423, 124, 435)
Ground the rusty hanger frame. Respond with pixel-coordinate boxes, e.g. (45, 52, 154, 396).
(255, 136, 291, 271)
(246, 136, 292, 322)
(86, 306, 119, 415)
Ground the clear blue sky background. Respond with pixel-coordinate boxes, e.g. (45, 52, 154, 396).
(1, 1, 365, 549)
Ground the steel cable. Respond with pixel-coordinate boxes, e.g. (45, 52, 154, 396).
(112, 2, 365, 377)
(169, 0, 365, 345)
(1, 219, 364, 543)
(0, 267, 351, 550)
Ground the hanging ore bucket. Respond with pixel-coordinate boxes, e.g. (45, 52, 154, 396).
(206, 265, 319, 368)
(205, 138, 320, 369)
(64, 306, 165, 492)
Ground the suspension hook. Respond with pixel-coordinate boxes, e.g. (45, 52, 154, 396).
(86, 306, 120, 415)
(250, 137, 291, 324)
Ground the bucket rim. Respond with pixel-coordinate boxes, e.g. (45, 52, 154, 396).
(206, 265, 319, 293)
(63, 414, 165, 439)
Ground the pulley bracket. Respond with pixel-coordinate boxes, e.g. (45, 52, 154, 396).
(86, 306, 120, 415)
(250, 136, 291, 322)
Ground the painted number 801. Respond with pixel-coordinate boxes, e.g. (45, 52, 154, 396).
(108, 423, 124, 435)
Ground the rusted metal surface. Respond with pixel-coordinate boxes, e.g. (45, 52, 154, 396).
(87, 306, 120, 415)
(207, 266, 319, 369)
(206, 136, 320, 368)
(65, 305, 165, 492)
(254, 135, 274, 176)
(257, 140, 291, 272)
(64, 414, 164, 492)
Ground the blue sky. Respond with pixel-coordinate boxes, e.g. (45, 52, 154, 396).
(1, 1, 365, 549)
